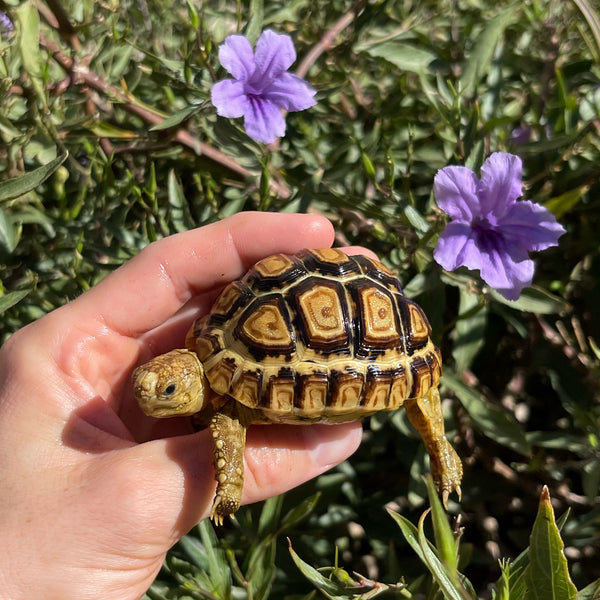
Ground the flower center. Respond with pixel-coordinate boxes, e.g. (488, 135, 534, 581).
(472, 216, 504, 254)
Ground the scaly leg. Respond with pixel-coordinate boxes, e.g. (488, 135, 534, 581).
(405, 386, 463, 506)
(209, 401, 247, 525)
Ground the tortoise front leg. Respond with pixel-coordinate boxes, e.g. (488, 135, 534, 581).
(209, 402, 246, 525)
(405, 386, 463, 506)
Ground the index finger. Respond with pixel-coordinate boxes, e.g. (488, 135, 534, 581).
(71, 212, 336, 338)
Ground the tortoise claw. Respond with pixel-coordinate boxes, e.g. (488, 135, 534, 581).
(441, 484, 461, 509)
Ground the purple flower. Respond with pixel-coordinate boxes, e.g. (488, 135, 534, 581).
(433, 152, 566, 301)
(211, 30, 316, 144)
(0, 11, 14, 38)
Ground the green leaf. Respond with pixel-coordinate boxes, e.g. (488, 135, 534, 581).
(15, 2, 46, 107)
(0, 288, 33, 314)
(544, 187, 587, 219)
(571, 0, 600, 63)
(494, 556, 529, 600)
(526, 486, 577, 600)
(196, 519, 232, 597)
(489, 285, 567, 314)
(443, 371, 531, 455)
(176, 533, 209, 569)
(356, 41, 437, 73)
(186, 0, 199, 30)
(459, 6, 518, 94)
(452, 289, 488, 373)
(404, 204, 430, 234)
(576, 578, 600, 600)
(494, 559, 511, 600)
(287, 539, 347, 599)
(387, 508, 428, 564)
(0, 152, 68, 203)
(167, 169, 194, 233)
(279, 492, 321, 530)
(390, 506, 473, 600)
(0, 208, 21, 252)
(424, 476, 458, 573)
(149, 103, 205, 131)
(88, 122, 138, 139)
(256, 495, 285, 540)
(416, 511, 473, 600)
(244, 0, 264, 44)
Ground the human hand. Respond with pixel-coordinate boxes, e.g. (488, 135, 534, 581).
(0, 212, 364, 600)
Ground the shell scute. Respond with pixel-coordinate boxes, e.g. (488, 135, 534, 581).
(209, 282, 253, 322)
(399, 299, 432, 354)
(204, 351, 241, 395)
(296, 248, 361, 277)
(230, 370, 262, 408)
(291, 277, 351, 355)
(267, 371, 296, 414)
(234, 295, 295, 358)
(409, 355, 434, 399)
(362, 370, 392, 411)
(389, 365, 409, 409)
(245, 253, 307, 292)
(356, 283, 401, 351)
(330, 368, 363, 412)
(296, 371, 329, 414)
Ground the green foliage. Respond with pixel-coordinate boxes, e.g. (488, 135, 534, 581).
(1, 0, 600, 597)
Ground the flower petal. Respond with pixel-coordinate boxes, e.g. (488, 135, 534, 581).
(218, 35, 255, 82)
(250, 30, 296, 85)
(244, 96, 285, 143)
(478, 152, 523, 217)
(433, 221, 481, 271)
(478, 244, 535, 301)
(211, 79, 248, 118)
(262, 72, 316, 111)
(434, 166, 481, 221)
(498, 199, 566, 252)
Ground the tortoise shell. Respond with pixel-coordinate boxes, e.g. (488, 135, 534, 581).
(186, 248, 441, 422)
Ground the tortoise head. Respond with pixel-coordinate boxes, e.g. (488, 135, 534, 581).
(133, 349, 208, 417)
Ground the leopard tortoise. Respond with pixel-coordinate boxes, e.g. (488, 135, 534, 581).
(133, 248, 462, 524)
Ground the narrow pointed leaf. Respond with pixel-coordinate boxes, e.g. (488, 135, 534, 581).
(424, 475, 458, 572)
(387, 508, 427, 563)
(0, 152, 68, 202)
(416, 511, 473, 600)
(15, 2, 46, 107)
(149, 103, 205, 131)
(460, 7, 518, 94)
(197, 519, 232, 596)
(287, 539, 348, 598)
(526, 486, 577, 600)
(0, 288, 33, 314)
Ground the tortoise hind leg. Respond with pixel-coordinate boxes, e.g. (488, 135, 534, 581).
(405, 386, 463, 506)
(209, 401, 247, 525)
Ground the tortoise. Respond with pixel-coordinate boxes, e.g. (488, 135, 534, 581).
(133, 248, 462, 524)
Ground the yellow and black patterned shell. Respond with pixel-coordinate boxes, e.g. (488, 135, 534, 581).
(186, 248, 441, 422)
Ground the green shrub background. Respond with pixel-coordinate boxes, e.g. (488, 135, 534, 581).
(1, 0, 599, 597)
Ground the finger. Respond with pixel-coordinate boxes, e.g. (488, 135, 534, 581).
(67, 212, 335, 338)
(242, 422, 363, 506)
(114, 421, 363, 541)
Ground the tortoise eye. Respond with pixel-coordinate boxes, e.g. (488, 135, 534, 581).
(162, 383, 177, 397)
